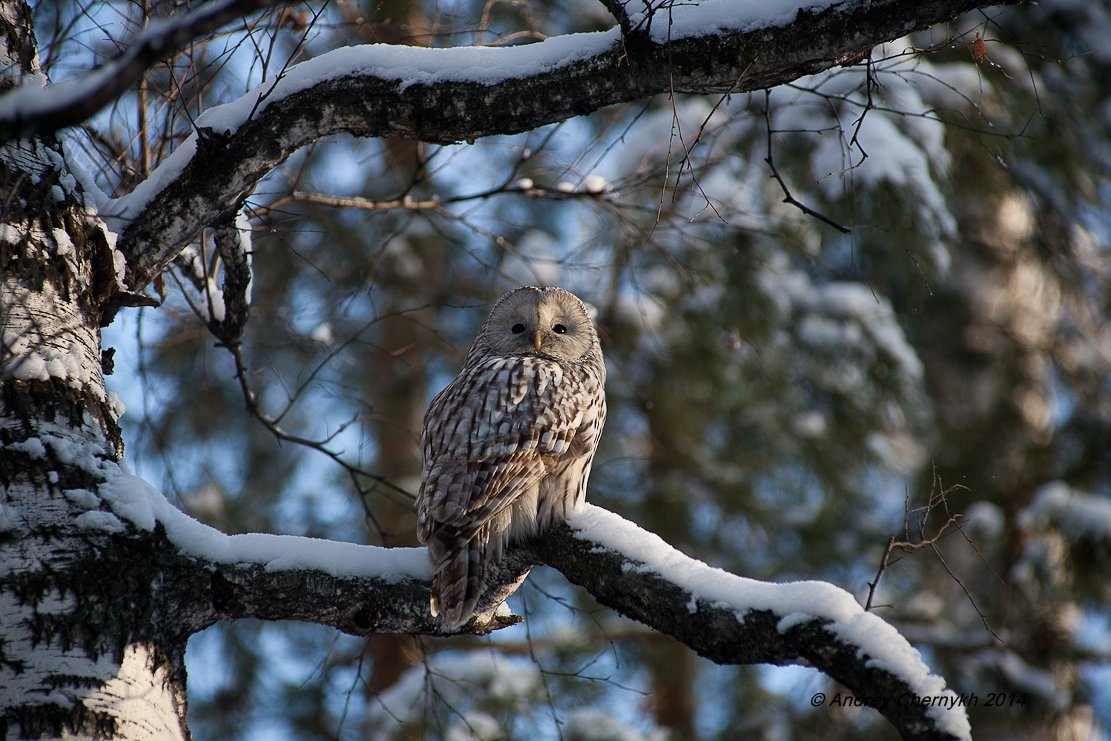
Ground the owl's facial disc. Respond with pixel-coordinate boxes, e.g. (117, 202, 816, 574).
(493, 287, 595, 360)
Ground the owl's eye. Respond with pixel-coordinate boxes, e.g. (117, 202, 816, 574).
(552, 323, 567, 334)
(511, 323, 526, 334)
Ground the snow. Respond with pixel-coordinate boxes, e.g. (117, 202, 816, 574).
(0, 502, 22, 532)
(996, 649, 1068, 709)
(0, 138, 57, 184)
(64, 488, 101, 509)
(446, 712, 503, 741)
(107, 391, 127, 420)
(2, 275, 105, 399)
(581, 173, 611, 194)
(564, 708, 668, 741)
(234, 210, 254, 304)
(0, 223, 21, 243)
(96, 469, 428, 581)
(1023, 481, 1111, 544)
(629, 0, 842, 43)
(109, 136, 197, 223)
(107, 31, 612, 222)
(74, 510, 127, 534)
(6, 403, 425, 581)
(796, 281, 924, 381)
(111, 247, 127, 290)
(51, 227, 73, 256)
(5, 341, 86, 384)
(309, 322, 334, 345)
(769, 45, 958, 248)
(565, 504, 972, 739)
(790, 410, 828, 438)
(6, 436, 46, 458)
(204, 275, 225, 322)
(10, 420, 111, 479)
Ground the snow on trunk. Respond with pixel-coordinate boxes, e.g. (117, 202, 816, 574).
(0, 4, 190, 730)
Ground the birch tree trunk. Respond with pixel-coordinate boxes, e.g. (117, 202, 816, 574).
(0, 6, 191, 737)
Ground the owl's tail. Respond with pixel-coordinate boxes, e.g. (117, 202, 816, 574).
(426, 524, 485, 629)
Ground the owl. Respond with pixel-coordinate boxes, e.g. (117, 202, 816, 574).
(417, 286, 607, 628)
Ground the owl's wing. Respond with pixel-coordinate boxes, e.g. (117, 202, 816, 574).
(418, 355, 592, 536)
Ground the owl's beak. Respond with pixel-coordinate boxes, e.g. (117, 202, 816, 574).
(532, 330, 543, 352)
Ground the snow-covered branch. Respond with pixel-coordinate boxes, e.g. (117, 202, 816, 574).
(0, 0, 289, 143)
(107, 0, 1011, 292)
(89, 470, 490, 636)
(527, 506, 972, 741)
(148, 483, 969, 739)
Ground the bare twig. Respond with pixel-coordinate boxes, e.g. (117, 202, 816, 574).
(865, 467, 1005, 644)
(763, 90, 853, 234)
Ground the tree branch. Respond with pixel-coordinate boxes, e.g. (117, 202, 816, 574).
(107, 0, 1016, 293)
(160, 498, 969, 740)
(526, 506, 971, 740)
(175, 546, 523, 637)
(0, 0, 289, 143)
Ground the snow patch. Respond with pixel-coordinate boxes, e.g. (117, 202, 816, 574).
(107, 392, 127, 420)
(1023, 482, 1111, 544)
(1, 281, 106, 399)
(97, 470, 428, 581)
(0, 223, 22, 244)
(235, 210, 254, 304)
(74, 510, 127, 534)
(630, 0, 842, 44)
(51, 227, 73, 256)
(564, 707, 668, 741)
(64, 488, 101, 509)
(6, 342, 87, 384)
(368, 652, 540, 728)
(446, 712, 502, 741)
(111, 248, 127, 290)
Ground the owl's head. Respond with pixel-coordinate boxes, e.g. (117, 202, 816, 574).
(477, 286, 599, 361)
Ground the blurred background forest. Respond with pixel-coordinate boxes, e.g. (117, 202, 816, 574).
(33, 0, 1111, 738)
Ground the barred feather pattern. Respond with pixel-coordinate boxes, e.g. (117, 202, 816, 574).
(417, 287, 606, 629)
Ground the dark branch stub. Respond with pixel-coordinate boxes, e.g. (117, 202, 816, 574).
(208, 214, 252, 347)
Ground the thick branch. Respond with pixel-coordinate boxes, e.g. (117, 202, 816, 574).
(173, 541, 528, 638)
(111, 0, 1014, 292)
(164, 501, 969, 740)
(175, 548, 523, 637)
